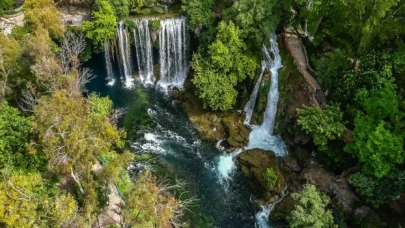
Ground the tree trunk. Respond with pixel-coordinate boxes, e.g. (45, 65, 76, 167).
(71, 168, 84, 195)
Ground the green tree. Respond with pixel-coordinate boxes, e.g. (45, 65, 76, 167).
(23, 0, 64, 37)
(129, 0, 144, 12)
(0, 102, 39, 170)
(182, 0, 214, 32)
(345, 85, 404, 178)
(192, 21, 258, 110)
(108, 0, 130, 19)
(32, 92, 123, 220)
(348, 169, 405, 208)
(82, 0, 117, 47)
(223, 0, 279, 50)
(287, 184, 337, 228)
(297, 104, 345, 151)
(123, 171, 183, 227)
(264, 168, 278, 189)
(0, 0, 13, 14)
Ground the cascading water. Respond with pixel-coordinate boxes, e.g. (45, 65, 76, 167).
(246, 34, 286, 156)
(133, 18, 154, 84)
(158, 17, 188, 90)
(217, 34, 286, 182)
(117, 21, 134, 88)
(104, 40, 115, 86)
(255, 185, 289, 228)
(244, 59, 266, 126)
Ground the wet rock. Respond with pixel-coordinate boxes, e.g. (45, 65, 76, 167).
(184, 92, 226, 141)
(223, 112, 249, 148)
(329, 177, 359, 212)
(300, 167, 334, 192)
(151, 30, 158, 42)
(354, 206, 373, 220)
(353, 205, 383, 227)
(237, 149, 285, 193)
(270, 195, 295, 222)
(170, 87, 187, 101)
(283, 156, 300, 173)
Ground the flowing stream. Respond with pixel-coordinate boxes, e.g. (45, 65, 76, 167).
(85, 56, 259, 226)
(97, 19, 284, 227)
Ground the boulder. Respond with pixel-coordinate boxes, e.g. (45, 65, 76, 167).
(300, 166, 359, 212)
(283, 156, 300, 173)
(223, 112, 249, 148)
(237, 149, 285, 193)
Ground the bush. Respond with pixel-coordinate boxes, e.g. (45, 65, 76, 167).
(264, 168, 278, 189)
(287, 184, 337, 228)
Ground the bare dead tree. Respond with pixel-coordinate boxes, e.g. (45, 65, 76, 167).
(110, 108, 129, 124)
(76, 68, 95, 94)
(18, 89, 37, 113)
(61, 32, 86, 73)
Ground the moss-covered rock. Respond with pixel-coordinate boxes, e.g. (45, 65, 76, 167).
(222, 112, 249, 148)
(183, 90, 226, 141)
(237, 149, 285, 194)
(270, 195, 295, 222)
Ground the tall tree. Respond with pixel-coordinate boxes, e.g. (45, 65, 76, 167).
(287, 184, 337, 228)
(82, 0, 117, 47)
(345, 84, 404, 178)
(192, 21, 258, 110)
(23, 0, 64, 37)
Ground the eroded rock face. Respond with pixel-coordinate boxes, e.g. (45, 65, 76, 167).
(300, 166, 359, 212)
(270, 195, 295, 222)
(237, 149, 285, 194)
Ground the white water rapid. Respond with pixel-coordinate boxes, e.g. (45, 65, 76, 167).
(246, 34, 286, 156)
(104, 40, 115, 86)
(133, 18, 154, 85)
(117, 21, 134, 88)
(158, 17, 188, 90)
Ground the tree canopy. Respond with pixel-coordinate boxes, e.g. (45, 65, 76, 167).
(287, 184, 337, 228)
(82, 0, 117, 47)
(192, 21, 258, 110)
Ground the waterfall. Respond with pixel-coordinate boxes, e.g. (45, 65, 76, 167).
(117, 21, 134, 88)
(104, 40, 115, 86)
(133, 18, 154, 85)
(255, 185, 288, 228)
(158, 17, 188, 90)
(244, 59, 266, 126)
(246, 34, 286, 156)
(217, 34, 286, 183)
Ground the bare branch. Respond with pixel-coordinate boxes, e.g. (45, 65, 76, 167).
(110, 108, 129, 124)
(61, 32, 86, 71)
(18, 89, 37, 113)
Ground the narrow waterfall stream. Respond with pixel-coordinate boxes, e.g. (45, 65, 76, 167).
(133, 18, 154, 84)
(104, 40, 115, 86)
(244, 60, 266, 126)
(117, 21, 134, 88)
